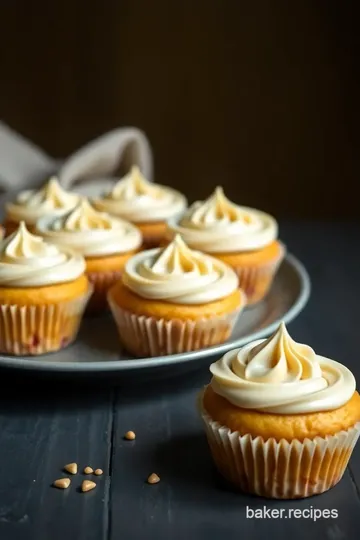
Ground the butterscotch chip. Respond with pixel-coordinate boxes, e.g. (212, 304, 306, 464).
(147, 473, 160, 484)
(84, 466, 94, 474)
(81, 480, 96, 492)
(124, 431, 136, 440)
(94, 469, 103, 476)
(64, 463, 78, 475)
(53, 478, 71, 489)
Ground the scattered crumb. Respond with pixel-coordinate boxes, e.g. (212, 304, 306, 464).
(81, 480, 96, 493)
(53, 478, 71, 489)
(64, 463, 78, 475)
(94, 469, 103, 476)
(124, 431, 136, 441)
(84, 466, 94, 475)
(147, 473, 160, 485)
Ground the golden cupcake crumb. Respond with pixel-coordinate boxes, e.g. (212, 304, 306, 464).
(53, 478, 71, 489)
(84, 466, 93, 474)
(147, 473, 160, 485)
(94, 469, 103, 476)
(64, 462, 78, 475)
(81, 480, 96, 492)
(124, 430, 136, 441)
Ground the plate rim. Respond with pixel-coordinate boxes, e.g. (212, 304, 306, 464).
(0, 253, 311, 373)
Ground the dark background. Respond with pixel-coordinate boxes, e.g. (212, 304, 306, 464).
(1, 0, 359, 218)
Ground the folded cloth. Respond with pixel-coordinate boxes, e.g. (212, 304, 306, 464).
(0, 122, 153, 193)
(59, 127, 153, 190)
(0, 122, 57, 192)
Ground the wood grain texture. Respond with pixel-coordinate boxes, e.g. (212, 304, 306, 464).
(1, 1, 359, 217)
(112, 371, 360, 540)
(0, 385, 113, 540)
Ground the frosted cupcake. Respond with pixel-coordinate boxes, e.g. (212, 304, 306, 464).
(36, 198, 142, 312)
(0, 222, 91, 355)
(93, 166, 187, 248)
(166, 187, 285, 305)
(200, 322, 360, 499)
(4, 176, 80, 236)
(108, 235, 246, 357)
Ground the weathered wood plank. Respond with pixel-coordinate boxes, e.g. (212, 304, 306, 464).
(111, 373, 360, 540)
(0, 382, 113, 540)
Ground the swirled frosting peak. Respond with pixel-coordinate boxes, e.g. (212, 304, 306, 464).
(111, 166, 162, 200)
(188, 186, 258, 226)
(210, 322, 356, 414)
(93, 166, 187, 223)
(122, 234, 239, 304)
(0, 222, 85, 287)
(167, 186, 278, 253)
(6, 177, 80, 225)
(36, 199, 142, 257)
(49, 198, 116, 231)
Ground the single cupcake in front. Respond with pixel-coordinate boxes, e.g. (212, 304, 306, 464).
(36, 198, 142, 312)
(3, 176, 80, 236)
(166, 186, 285, 305)
(200, 322, 360, 499)
(92, 166, 187, 248)
(0, 222, 91, 356)
(107, 235, 246, 357)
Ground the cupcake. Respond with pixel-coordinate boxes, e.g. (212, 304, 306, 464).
(166, 186, 285, 305)
(3, 176, 80, 236)
(36, 198, 142, 312)
(108, 235, 246, 357)
(0, 222, 91, 355)
(200, 322, 360, 499)
(93, 165, 187, 248)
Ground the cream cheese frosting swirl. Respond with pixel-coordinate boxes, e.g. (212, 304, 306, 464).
(36, 198, 142, 257)
(210, 322, 356, 414)
(93, 166, 187, 223)
(123, 235, 239, 304)
(167, 186, 277, 253)
(5, 177, 80, 225)
(0, 222, 85, 287)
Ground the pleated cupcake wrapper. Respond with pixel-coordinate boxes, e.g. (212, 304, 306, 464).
(200, 401, 360, 499)
(108, 298, 243, 357)
(231, 243, 286, 305)
(86, 270, 123, 313)
(0, 287, 92, 356)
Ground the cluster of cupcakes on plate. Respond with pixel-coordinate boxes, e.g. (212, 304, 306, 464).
(0, 166, 284, 357)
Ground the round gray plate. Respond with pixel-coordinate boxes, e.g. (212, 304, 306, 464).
(0, 253, 310, 375)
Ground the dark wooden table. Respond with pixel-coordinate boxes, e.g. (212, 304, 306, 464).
(0, 222, 359, 540)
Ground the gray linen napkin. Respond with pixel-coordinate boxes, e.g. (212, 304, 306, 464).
(0, 122, 153, 195)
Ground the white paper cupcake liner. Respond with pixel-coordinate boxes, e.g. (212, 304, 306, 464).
(86, 270, 122, 313)
(108, 298, 243, 357)
(200, 400, 360, 499)
(0, 288, 92, 356)
(230, 243, 286, 305)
